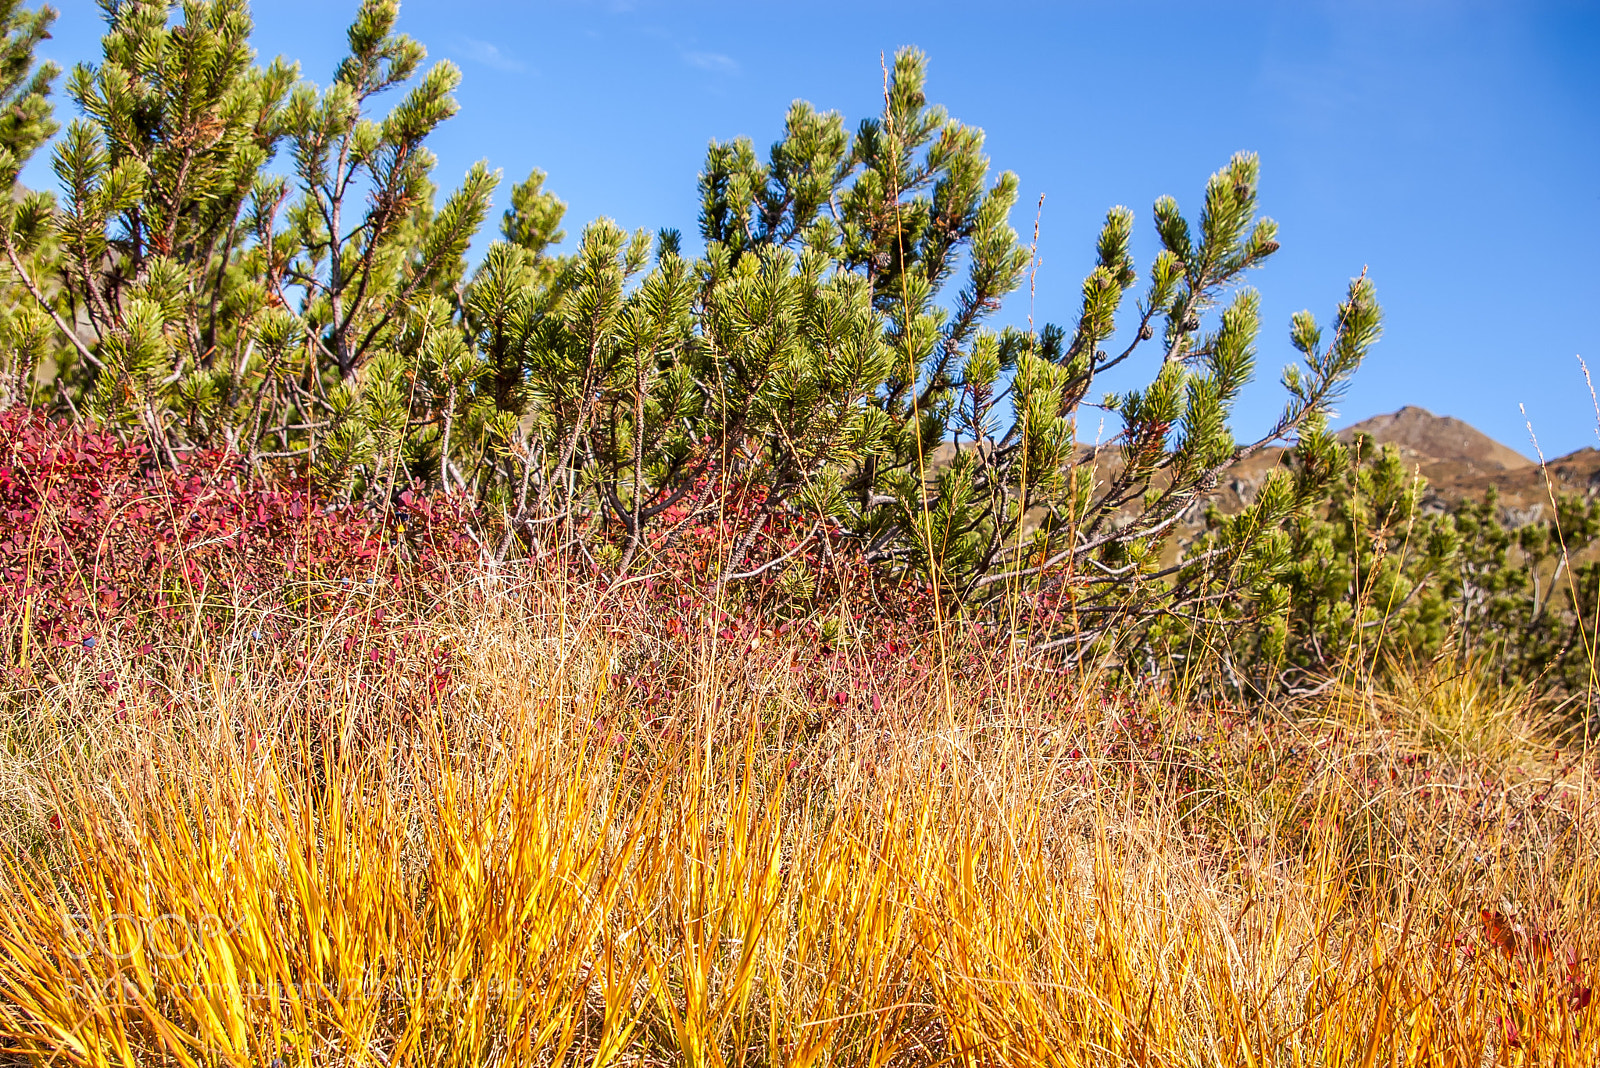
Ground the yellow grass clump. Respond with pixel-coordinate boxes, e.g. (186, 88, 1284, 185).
(0, 575, 1596, 1067)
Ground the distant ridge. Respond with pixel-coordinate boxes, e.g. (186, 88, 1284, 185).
(1195, 406, 1569, 536)
(949, 406, 1596, 541)
(1335, 405, 1532, 474)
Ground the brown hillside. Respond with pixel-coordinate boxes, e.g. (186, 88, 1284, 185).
(1336, 405, 1533, 485)
(1325, 409, 1600, 524)
(931, 409, 1593, 543)
(1182, 407, 1585, 543)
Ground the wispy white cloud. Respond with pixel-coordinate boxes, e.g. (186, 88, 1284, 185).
(458, 38, 526, 73)
(682, 51, 739, 75)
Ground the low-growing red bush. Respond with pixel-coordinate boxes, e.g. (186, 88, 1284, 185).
(0, 407, 476, 663)
(0, 405, 1062, 733)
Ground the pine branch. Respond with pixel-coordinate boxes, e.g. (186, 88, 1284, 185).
(1, 226, 102, 371)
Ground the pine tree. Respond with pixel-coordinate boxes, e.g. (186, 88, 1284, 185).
(0, 0, 61, 407)
(0, 1, 1393, 673)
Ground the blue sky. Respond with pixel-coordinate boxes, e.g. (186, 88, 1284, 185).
(23, 0, 1600, 458)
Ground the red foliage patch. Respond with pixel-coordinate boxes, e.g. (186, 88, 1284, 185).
(0, 406, 475, 656)
(0, 406, 1074, 729)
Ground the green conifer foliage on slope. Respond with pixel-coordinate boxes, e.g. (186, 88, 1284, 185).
(0, 0, 1401, 679)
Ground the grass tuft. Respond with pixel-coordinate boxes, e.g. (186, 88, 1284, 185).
(0, 578, 1595, 1066)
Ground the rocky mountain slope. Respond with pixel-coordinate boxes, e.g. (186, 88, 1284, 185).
(1338, 405, 1531, 479)
(935, 406, 1595, 542)
(1211, 405, 1600, 528)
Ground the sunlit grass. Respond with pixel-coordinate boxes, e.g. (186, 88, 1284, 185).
(0, 576, 1594, 1067)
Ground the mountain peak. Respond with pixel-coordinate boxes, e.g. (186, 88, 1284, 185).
(1337, 407, 1532, 472)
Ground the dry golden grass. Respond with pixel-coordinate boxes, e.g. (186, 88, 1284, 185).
(0, 575, 1597, 1066)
